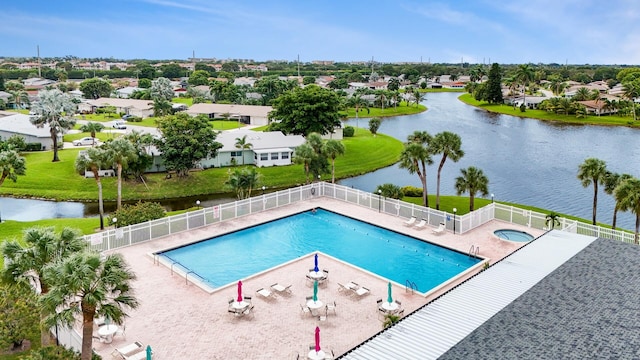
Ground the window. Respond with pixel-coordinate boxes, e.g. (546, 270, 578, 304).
(271, 153, 278, 160)
(281, 152, 289, 159)
(260, 153, 268, 161)
(231, 151, 241, 157)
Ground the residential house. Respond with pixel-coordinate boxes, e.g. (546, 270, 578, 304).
(0, 112, 61, 150)
(114, 87, 141, 99)
(186, 103, 273, 126)
(576, 100, 618, 115)
(78, 98, 154, 118)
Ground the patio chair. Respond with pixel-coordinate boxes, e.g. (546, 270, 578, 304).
(376, 298, 383, 305)
(326, 300, 337, 315)
(228, 298, 235, 305)
(112, 341, 143, 359)
(403, 216, 417, 226)
(318, 308, 328, 322)
(243, 295, 252, 303)
(114, 323, 126, 340)
(395, 300, 402, 306)
(414, 218, 427, 230)
(256, 288, 275, 299)
(432, 222, 446, 234)
(300, 304, 311, 316)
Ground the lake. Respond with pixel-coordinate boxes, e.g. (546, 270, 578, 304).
(339, 92, 640, 230)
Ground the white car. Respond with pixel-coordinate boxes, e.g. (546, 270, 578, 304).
(113, 120, 127, 129)
(72, 137, 99, 146)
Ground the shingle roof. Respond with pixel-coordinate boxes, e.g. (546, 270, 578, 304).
(439, 237, 640, 359)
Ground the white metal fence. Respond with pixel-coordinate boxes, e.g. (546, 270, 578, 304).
(83, 182, 637, 251)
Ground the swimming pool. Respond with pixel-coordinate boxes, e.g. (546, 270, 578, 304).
(494, 229, 534, 242)
(158, 209, 481, 292)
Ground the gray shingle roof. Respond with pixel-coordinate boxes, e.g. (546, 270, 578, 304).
(439, 237, 640, 360)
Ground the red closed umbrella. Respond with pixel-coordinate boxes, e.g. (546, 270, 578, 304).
(315, 326, 321, 352)
(237, 280, 243, 302)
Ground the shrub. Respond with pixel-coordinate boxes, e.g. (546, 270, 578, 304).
(343, 126, 355, 137)
(401, 185, 423, 197)
(126, 116, 142, 122)
(19, 345, 102, 360)
(108, 201, 166, 227)
(24, 143, 43, 151)
(375, 183, 404, 199)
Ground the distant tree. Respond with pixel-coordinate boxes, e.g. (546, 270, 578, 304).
(254, 76, 298, 105)
(322, 139, 345, 183)
(545, 211, 561, 230)
(234, 135, 253, 165)
(42, 252, 139, 360)
(375, 183, 404, 199)
(104, 138, 138, 210)
(455, 166, 489, 212)
(623, 79, 640, 122)
(121, 131, 154, 182)
(8, 90, 29, 109)
(293, 143, 315, 184)
(155, 113, 222, 177)
(306, 132, 329, 179)
(221, 62, 239, 72)
(387, 77, 400, 91)
(79, 77, 113, 99)
(150, 77, 174, 102)
(138, 78, 152, 89)
(603, 171, 633, 230)
(515, 64, 535, 110)
(577, 158, 607, 225)
(195, 63, 217, 76)
(224, 167, 262, 199)
(615, 177, 640, 243)
(485, 63, 504, 104)
(369, 117, 381, 136)
(399, 131, 433, 207)
(269, 85, 341, 135)
(152, 98, 172, 117)
(79, 122, 104, 139)
(75, 146, 112, 229)
(0, 282, 39, 351)
(30, 89, 77, 162)
(5, 80, 24, 91)
(0, 148, 26, 187)
(431, 131, 464, 210)
(303, 76, 316, 85)
(1, 227, 86, 346)
(327, 78, 348, 89)
(159, 63, 183, 78)
(188, 70, 211, 86)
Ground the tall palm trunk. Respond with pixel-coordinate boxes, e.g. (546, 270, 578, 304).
(51, 129, 60, 162)
(470, 194, 475, 211)
(635, 214, 639, 245)
(81, 304, 96, 360)
(436, 155, 448, 210)
(117, 163, 123, 209)
(40, 284, 51, 346)
(612, 205, 619, 230)
(91, 166, 105, 230)
(592, 181, 598, 225)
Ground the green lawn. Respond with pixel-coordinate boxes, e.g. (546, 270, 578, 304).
(459, 93, 640, 127)
(173, 97, 194, 106)
(341, 101, 426, 118)
(63, 131, 122, 143)
(0, 128, 402, 201)
(210, 120, 247, 130)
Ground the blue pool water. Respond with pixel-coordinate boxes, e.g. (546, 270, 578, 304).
(494, 229, 534, 242)
(158, 209, 481, 292)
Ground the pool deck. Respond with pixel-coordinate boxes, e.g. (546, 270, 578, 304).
(92, 198, 544, 359)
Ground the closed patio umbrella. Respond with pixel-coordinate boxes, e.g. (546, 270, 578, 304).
(237, 280, 243, 302)
(313, 280, 318, 302)
(315, 326, 321, 352)
(314, 253, 319, 272)
(146, 345, 152, 360)
(387, 282, 393, 304)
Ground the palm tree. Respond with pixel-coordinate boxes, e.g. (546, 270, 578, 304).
(322, 139, 345, 183)
(0, 149, 26, 187)
(399, 131, 433, 207)
(412, 89, 425, 107)
(455, 166, 489, 212)
(1, 227, 86, 346)
(348, 94, 369, 129)
(29, 89, 77, 162)
(104, 138, 138, 210)
(79, 122, 105, 145)
(293, 143, 315, 185)
(383, 313, 401, 329)
(623, 80, 640, 122)
(514, 64, 535, 110)
(545, 212, 561, 230)
(431, 132, 464, 210)
(224, 167, 261, 199)
(234, 135, 253, 165)
(574, 87, 591, 101)
(604, 171, 633, 230)
(8, 90, 29, 109)
(75, 146, 112, 229)
(577, 158, 607, 225)
(614, 177, 640, 243)
(41, 252, 139, 360)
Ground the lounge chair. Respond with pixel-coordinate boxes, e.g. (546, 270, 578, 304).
(414, 219, 427, 230)
(353, 286, 370, 297)
(256, 288, 275, 299)
(124, 350, 150, 360)
(112, 341, 143, 359)
(403, 216, 417, 226)
(271, 283, 292, 295)
(432, 222, 446, 234)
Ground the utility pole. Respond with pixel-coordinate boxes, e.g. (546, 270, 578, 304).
(37, 45, 41, 77)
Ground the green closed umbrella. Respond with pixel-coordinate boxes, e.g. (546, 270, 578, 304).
(387, 282, 393, 304)
(313, 280, 318, 302)
(146, 345, 152, 360)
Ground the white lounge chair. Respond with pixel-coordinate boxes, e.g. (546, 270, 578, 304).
(256, 288, 275, 299)
(124, 350, 150, 360)
(432, 222, 446, 234)
(353, 286, 370, 297)
(112, 341, 143, 359)
(414, 219, 427, 230)
(403, 216, 417, 226)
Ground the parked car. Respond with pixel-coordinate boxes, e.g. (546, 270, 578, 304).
(113, 120, 127, 129)
(122, 114, 134, 120)
(72, 137, 99, 146)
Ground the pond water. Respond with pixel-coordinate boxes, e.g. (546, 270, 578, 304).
(339, 92, 640, 230)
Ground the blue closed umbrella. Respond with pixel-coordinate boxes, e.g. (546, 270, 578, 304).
(146, 345, 152, 360)
(313, 280, 318, 302)
(314, 253, 319, 273)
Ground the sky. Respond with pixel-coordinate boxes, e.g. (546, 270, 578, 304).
(1, 0, 639, 65)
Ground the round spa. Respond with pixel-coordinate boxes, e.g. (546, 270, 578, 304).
(493, 229, 534, 242)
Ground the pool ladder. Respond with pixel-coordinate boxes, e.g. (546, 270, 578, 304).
(468, 245, 479, 258)
(405, 280, 418, 294)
